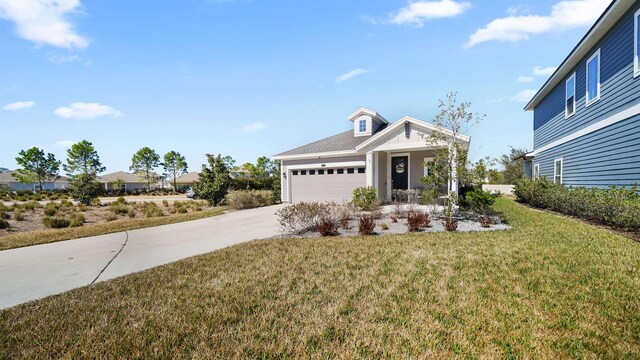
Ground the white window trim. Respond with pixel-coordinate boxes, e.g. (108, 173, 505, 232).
(533, 163, 540, 180)
(553, 158, 563, 184)
(635, 9, 640, 78)
(586, 49, 601, 107)
(565, 72, 576, 119)
(423, 157, 433, 177)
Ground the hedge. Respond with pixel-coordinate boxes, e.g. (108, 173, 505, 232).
(514, 178, 640, 231)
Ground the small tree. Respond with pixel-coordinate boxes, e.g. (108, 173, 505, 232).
(112, 177, 125, 193)
(64, 140, 106, 205)
(162, 151, 188, 192)
(500, 147, 527, 184)
(14, 147, 61, 192)
(193, 154, 232, 206)
(422, 92, 485, 197)
(130, 147, 160, 190)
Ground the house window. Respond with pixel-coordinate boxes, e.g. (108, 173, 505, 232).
(423, 158, 432, 177)
(357, 167, 365, 174)
(533, 163, 540, 180)
(359, 119, 366, 132)
(586, 49, 600, 106)
(318, 169, 324, 175)
(635, 9, 640, 77)
(347, 168, 355, 174)
(337, 169, 344, 174)
(565, 73, 576, 118)
(300, 170, 307, 175)
(292, 170, 298, 176)
(554, 158, 563, 184)
(327, 169, 334, 174)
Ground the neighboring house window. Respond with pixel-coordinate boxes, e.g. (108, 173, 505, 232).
(359, 119, 366, 132)
(554, 158, 563, 184)
(533, 163, 540, 180)
(635, 9, 640, 77)
(586, 49, 600, 106)
(565, 73, 576, 118)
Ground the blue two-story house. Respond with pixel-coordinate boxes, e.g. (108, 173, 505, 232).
(524, 0, 640, 189)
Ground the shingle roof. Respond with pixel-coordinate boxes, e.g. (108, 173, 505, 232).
(0, 171, 70, 183)
(174, 171, 199, 183)
(275, 124, 387, 157)
(99, 171, 145, 183)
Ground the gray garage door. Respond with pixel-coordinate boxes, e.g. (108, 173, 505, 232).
(290, 167, 366, 203)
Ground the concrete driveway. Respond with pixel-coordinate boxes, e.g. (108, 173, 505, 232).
(0, 204, 286, 309)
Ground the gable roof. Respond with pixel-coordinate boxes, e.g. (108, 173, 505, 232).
(273, 125, 387, 158)
(525, 0, 630, 111)
(174, 171, 199, 183)
(99, 171, 145, 183)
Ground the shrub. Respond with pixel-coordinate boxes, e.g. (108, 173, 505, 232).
(465, 189, 495, 215)
(43, 204, 58, 216)
(337, 204, 354, 230)
(110, 202, 129, 216)
(514, 178, 640, 231)
(162, 200, 169, 207)
(127, 208, 136, 218)
(143, 203, 164, 218)
(479, 216, 492, 228)
(92, 198, 102, 206)
(275, 202, 333, 233)
(21, 202, 36, 211)
(69, 213, 85, 227)
(225, 190, 273, 210)
(14, 209, 25, 221)
(0, 218, 9, 229)
(0, 210, 9, 220)
(317, 217, 339, 236)
(380, 223, 389, 230)
(443, 218, 458, 231)
(42, 217, 70, 229)
(352, 187, 378, 211)
(407, 211, 430, 232)
(390, 214, 398, 223)
(116, 197, 126, 204)
(104, 213, 118, 222)
(358, 215, 375, 236)
(177, 206, 188, 214)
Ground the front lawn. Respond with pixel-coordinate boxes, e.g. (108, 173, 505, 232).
(1, 198, 639, 358)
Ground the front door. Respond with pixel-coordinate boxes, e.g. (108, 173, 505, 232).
(391, 156, 409, 190)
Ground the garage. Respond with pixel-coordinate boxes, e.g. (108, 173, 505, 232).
(290, 167, 366, 203)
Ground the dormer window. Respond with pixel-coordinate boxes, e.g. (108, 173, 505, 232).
(359, 119, 366, 132)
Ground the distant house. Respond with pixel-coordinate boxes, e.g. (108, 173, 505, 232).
(98, 171, 153, 191)
(172, 171, 199, 191)
(273, 107, 470, 203)
(0, 171, 69, 191)
(523, 1, 640, 188)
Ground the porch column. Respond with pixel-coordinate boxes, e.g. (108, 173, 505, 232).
(449, 145, 458, 195)
(366, 151, 374, 187)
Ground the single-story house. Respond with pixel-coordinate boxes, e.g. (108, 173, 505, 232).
(172, 171, 199, 191)
(98, 171, 155, 191)
(523, 0, 640, 188)
(273, 108, 470, 203)
(0, 171, 70, 191)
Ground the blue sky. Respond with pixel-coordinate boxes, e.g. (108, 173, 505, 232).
(0, 0, 611, 173)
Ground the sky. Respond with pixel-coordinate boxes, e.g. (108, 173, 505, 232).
(0, 0, 612, 173)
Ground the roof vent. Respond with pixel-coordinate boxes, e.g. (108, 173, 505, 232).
(404, 122, 410, 138)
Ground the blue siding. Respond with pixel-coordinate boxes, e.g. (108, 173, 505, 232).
(533, 1, 640, 150)
(533, 113, 640, 188)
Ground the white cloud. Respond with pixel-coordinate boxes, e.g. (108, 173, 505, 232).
(532, 66, 557, 76)
(511, 89, 537, 103)
(335, 68, 370, 84)
(47, 53, 81, 63)
(390, 0, 471, 27)
(54, 102, 123, 119)
(55, 140, 76, 148)
(517, 76, 534, 83)
(466, 0, 611, 47)
(237, 122, 266, 132)
(2, 100, 34, 111)
(0, 0, 89, 49)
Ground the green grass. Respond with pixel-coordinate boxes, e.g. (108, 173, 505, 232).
(1, 199, 639, 358)
(0, 207, 226, 251)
